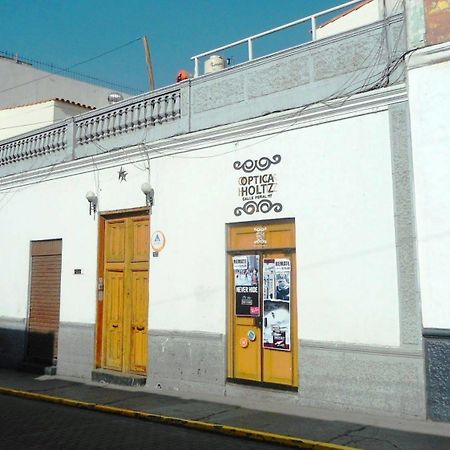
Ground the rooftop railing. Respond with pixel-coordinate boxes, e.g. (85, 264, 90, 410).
(0, 86, 182, 173)
(191, 0, 367, 77)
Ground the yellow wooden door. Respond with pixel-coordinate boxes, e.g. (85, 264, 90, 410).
(102, 213, 149, 374)
(228, 220, 298, 388)
(261, 251, 296, 386)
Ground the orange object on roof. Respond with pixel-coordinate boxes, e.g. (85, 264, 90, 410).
(176, 69, 190, 82)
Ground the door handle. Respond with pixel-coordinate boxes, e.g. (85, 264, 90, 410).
(137, 326, 145, 331)
(112, 324, 118, 328)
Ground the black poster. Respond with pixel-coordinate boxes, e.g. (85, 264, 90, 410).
(233, 255, 260, 316)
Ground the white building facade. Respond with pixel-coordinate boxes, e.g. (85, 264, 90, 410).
(0, 1, 449, 422)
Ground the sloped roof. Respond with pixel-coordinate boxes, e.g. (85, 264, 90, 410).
(0, 97, 96, 111)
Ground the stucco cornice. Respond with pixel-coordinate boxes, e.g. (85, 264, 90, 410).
(407, 41, 450, 69)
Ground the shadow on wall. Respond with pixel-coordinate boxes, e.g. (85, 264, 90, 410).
(0, 327, 56, 370)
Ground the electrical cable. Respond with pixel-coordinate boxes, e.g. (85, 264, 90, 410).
(0, 38, 142, 96)
(0, 162, 57, 211)
(0, 50, 142, 95)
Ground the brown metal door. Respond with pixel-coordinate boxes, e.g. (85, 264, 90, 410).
(26, 239, 62, 365)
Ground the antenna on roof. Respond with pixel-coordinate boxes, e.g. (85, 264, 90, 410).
(142, 36, 155, 92)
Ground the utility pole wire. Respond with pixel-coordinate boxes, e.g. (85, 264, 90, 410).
(0, 37, 142, 96)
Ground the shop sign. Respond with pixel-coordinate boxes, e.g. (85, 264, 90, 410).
(233, 155, 283, 216)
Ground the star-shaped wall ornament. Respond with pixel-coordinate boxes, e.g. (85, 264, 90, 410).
(118, 166, 128, 182)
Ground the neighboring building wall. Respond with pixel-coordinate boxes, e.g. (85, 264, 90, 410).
(408, 49, 450, 421)
(0, 57, 131, 110)
(0, 102, 55, 141)
(0, 100, 90, 141)
(316, 0, 402, 40)
(317, 0, 379, 39)
(405, 0, 427, 48)
(424, 0, 450, 45)
(405, 0, 450, 48)
(53, 101, 91, 122)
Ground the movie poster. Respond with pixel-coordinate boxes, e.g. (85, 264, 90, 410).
(262, 258, 291, 351)
(233, 255, 260, 316)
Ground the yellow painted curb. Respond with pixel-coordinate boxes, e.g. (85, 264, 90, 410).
(0, 387, 359, 450)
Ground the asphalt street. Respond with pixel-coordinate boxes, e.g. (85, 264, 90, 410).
(0, 394, 292, 450)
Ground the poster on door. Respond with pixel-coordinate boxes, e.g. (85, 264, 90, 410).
(263, 258, 291, 351)
(233, 255, 260, 316)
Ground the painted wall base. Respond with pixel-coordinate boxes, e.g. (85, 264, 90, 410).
(146, 331, 427, 420)
(298, 340, 426, 419)
(424, 330, 450, 422)
(56, 322, 94, 380)
(0, 317, 26, 369)
(147, 330, 226, 396)
(24, 324, 428, 420)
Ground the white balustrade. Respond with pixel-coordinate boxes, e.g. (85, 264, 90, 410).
(0, 88, 182, 171)
(0, 126, 67, 167)
(75, 90, 181, 145)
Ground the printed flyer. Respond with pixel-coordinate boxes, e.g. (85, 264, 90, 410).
(262, 258, 291, 351)
(233, 255, 260, 316)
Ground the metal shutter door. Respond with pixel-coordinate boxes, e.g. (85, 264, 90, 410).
(26, 240, 62, 365)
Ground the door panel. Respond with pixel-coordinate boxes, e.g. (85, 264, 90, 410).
(262, 348, 294, 385)
(262, 251, 295, 386)
(228, 221, 295, 251)
(233, 318, 261, 381)
(106, 220, 126, 262)
(129, 271, 149, 373)
(131, 218, 150, 262)
(104, 271, 124, 370)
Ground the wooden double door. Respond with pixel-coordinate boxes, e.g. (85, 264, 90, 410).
(98, 211, 149, 375)
(227, 220, 298, 388)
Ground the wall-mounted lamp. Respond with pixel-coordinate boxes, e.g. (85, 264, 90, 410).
(141, 182, 154, 207)
(85, 191, 98, 215)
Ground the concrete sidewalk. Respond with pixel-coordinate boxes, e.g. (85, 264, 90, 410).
(1, 369, 449, 450)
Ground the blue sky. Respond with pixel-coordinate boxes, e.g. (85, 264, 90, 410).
(0, 0, 350, 94)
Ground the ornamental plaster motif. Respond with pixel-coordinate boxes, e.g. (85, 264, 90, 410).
(233, 154, 282, 217)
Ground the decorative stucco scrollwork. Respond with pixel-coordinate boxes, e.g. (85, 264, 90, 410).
(234, 199, 283, 216)
(233, 154, 281, 173)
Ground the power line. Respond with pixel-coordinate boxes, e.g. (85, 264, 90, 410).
(0, 50, 142, 95)
(0, 119, 62, 131)
(0, 38, 143, 96)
